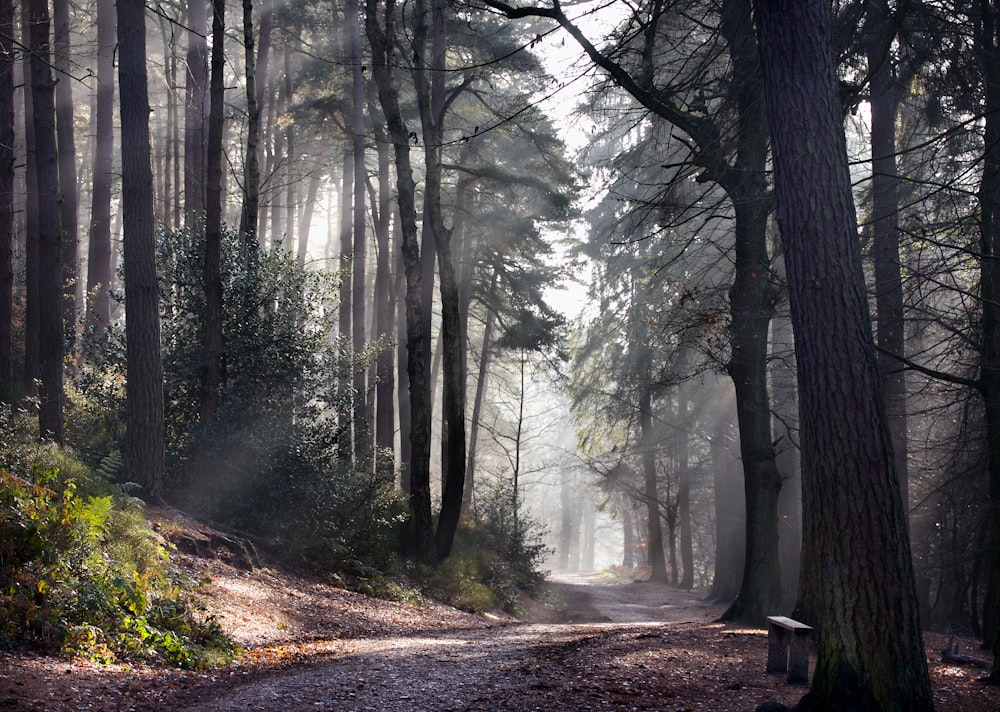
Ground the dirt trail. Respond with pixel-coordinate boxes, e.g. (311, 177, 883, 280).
(166, 574, 733, 712)
(5, 563, 994, 711)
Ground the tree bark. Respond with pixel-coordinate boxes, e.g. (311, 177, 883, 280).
(117, 0, 166, 502)
(349, 0, 370, 466)
(337, 148, 354, 464)
(30, 0, 64, 443)
(0, 0, 12, 403)
(184, 0, 208, 230)
(412, 0, 466, 560)
(369, 81, 395, 465)
(20, 1, 38, 398)
(53, 0, 78, 349)
(239, 0, 260, 256)
(639, 382, 668, 583)
(365, 0, 434, 560)
(200, 0, 225, 427)
(716, 0, 782, 625)
(753, 0, 933, 707)
(969, 3, 1000, 679)
(678, 387, 693, 589)
(709, 403, 744, 603)
(85, 0, 115, 339)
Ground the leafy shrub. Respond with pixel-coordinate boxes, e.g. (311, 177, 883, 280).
(155, 228, 405, 575)
(419, 480, 551, 615)
(0, 441, 235, 667)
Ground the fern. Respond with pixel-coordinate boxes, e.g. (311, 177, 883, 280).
(96, 450, 123, 482)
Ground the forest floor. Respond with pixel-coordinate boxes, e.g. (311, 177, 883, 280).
(1, 507, 998, 711)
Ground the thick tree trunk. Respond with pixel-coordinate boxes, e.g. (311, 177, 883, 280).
(85, 0, 115, 338)
(413, 0, 466, 560)
(29, 0, 64, 443)
(0, 0, 12, 403)
(183, 0, 207, 230)
(200, 0, 225, 428)
(753, 1, 933, 707)
(53, 0, 78, 349)
(639, 383, 668, 583)
(717, 0, 782, 625)
(366, 0, 433, 560)
(771, 309, 802, 609)
(970, 5, 1000, 679)
(117, 0, 165, 502)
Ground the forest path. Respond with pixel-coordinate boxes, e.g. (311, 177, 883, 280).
(8, 558, 990, 710)
(169, 573, 729, 712)
(544, 571, 719, 624)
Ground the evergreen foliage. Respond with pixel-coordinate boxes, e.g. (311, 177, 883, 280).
(155, 227, 406, 572)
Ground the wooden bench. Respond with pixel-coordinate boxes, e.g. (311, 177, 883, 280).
(766, 615, 813, 684)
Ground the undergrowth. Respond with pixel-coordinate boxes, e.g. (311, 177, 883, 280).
(417, 481, 551, 615)
(0, 415, 237, 668)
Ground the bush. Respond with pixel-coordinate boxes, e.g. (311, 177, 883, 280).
(419, 480, 551, 615)
(0, 430, 235, 668)
(155, 228, 405, 576)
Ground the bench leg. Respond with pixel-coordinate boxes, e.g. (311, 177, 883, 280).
(787, 630, 811, 684)
(766, 625, 789, 673)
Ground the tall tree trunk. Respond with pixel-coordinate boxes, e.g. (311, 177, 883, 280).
(709, 403, 744, 603)
(369, 81, 395, 467)
(29, 0, 64, 443)
(184, 0, 207, 230)
(366, 0, 433, 559)
(639, 382, 668, 583)
(200, 0, 225, 426)
(21, 1, 37, 398)
(117, 0, 165, 502)
(753, 0, 933, 707)
(866, 0, 909, 516)
(349, 0, 370, 467)
(249, 0, 271, 247)
(337, 149, 354, 463)
(297, 171, 321, 264)
(973, 0, 1000, 681)
(283, 48, 296, 249)
(85, 0, 115, 339)
(717, 0, 782, 625)
(0, 0, 12, 403)
(53, 0, 78, 349)
(465, 293, 496, 513)
(558, 468, 573, 570)
(164, 27, 179, 232)
(239, 0, 260, 256)
(678, 386, 693, 589)
(413, 0, 466, 560)
(622, 496, 635, 572)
